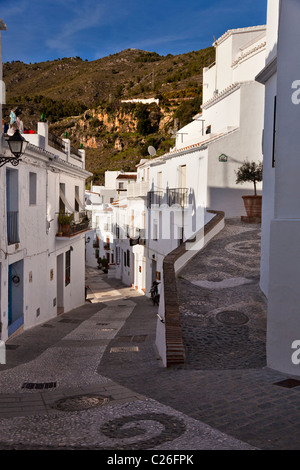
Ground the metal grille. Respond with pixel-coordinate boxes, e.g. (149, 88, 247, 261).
(70, 145, 82, 158)
(168, 188, 188, 207)
(274, 379, 300, 389)
(110, 346, 139, 353)
(48, 132, 67, 154)
(22, 382, 57, 390)
(147, 191, 163, 208)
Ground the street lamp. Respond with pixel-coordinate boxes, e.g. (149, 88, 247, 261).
(0, 129, 28, 167)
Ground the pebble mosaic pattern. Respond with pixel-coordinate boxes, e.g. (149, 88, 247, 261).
(177, 219, 266, 370)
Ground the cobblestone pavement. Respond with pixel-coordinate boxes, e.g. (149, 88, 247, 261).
(177, 218, 266, 369)
(2, 220, 300, 450)
(0, 266, 252, 451)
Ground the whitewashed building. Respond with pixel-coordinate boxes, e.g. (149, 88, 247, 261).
(256, 0, 300, 376)
(86, 25, 268, 299)
(0, 22, 92, 341)
(171, 25, 266, 218)
(85, 172, 137, 286)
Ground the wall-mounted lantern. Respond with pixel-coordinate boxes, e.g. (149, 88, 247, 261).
(1, 129, 28, 168)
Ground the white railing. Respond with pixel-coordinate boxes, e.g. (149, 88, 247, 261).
(127, 181, 150, 198)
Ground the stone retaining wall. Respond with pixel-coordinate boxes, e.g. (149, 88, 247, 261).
(160, 211, 225, 367)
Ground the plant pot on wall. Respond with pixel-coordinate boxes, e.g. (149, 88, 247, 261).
(242, 195, 262, 221)
(235, 160, 263, 223)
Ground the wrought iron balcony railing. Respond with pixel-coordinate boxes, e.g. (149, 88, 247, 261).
(48, 132, 67, 154)
(147, 191, 163, 208)
(57, 211, 91, 237)
(70, 145, 82, 158)
(168, 188, 188, 208)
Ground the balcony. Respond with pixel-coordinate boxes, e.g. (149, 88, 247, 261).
(7, 211, 19, 245)
(104, 223, 112, 232)
(48, 132, 67, 155)
(127, 181, 150, 198)
(147, 191, 163, 208)
(56, 211, 91, 238)
(70, 145, 83, 159)
(129, 228, 147, 246)
(168, 188, 188, 208)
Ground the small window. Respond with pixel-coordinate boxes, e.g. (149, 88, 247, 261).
(116, 247, 120, 265)
(206, 125, 211, 135)
(153, 220, 158, 241)
(119, 182, 124, 189)
(29, 172, 37, 205)
(127, 250, 130, 268)
(124, 251, 127, 267)
(75, 186, 79, 212)
(65, 250, 71, 286)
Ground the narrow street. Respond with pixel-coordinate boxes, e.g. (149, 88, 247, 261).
(1, 221, 300, 450)
(0, 266, 251, 450)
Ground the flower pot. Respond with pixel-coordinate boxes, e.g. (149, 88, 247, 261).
(62, 224, 70, 235)
(242, 195, 262, 220)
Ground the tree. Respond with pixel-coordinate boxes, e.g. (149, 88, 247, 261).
(235, 160, 263, 196)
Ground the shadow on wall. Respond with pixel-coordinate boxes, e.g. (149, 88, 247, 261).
(207, 186, 262, 218)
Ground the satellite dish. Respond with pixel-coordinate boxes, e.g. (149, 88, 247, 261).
(148, 146, 156, 157)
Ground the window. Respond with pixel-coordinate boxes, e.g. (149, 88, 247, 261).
(157, 172, 162, 190)
(29, 172, 37, 205)
(119, 182, 124, 189)
(116, 247, 120, 265)
(124, 251, 127, 267)
(153, 219, 158, 241)
(59, 183, 65, 213)
(206, 125, 211, 135)
(127, 250, 130, 268)
(75, 186, 79, 212)
(272, 96, 277, 168)
(65, 250, 71, 286)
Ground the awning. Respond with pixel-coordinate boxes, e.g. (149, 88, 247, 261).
(59, 188, 74, 213)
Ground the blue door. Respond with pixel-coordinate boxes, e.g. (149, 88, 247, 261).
(8, 264, 12, 326)
(8, 262, 24, 337)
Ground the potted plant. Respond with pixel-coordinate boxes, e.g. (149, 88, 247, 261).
(235, 160, 263, 221)
(57, 212, 73, 235)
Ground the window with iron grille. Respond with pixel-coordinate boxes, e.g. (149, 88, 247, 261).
(65, 250, 71, 286)
(127, 250, 130, 268)
(116, 247, 120, 265)
(29, 172, 37, 205)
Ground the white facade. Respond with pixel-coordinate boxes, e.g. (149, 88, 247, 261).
(85, 172, 137, 288)
(173, 26, 266, 218)
(86, 25, 268, 302)
(0, 24, 91, 341)
(256, 1, 279, 297)
(256, 0, 300, 376)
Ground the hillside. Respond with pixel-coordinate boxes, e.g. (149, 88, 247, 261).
(3, 47, 215, 183)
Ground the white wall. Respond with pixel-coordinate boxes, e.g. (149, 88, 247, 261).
(203, 64, 216, 103)
(259, 73, 277, 296)
(264, 0, 300, 376)
(0, 128, 90, 340)
(203, 87, 241, 134)
(265, 0, 280, 63)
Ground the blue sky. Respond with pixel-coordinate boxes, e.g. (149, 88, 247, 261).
(1, 0, 267, 64)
